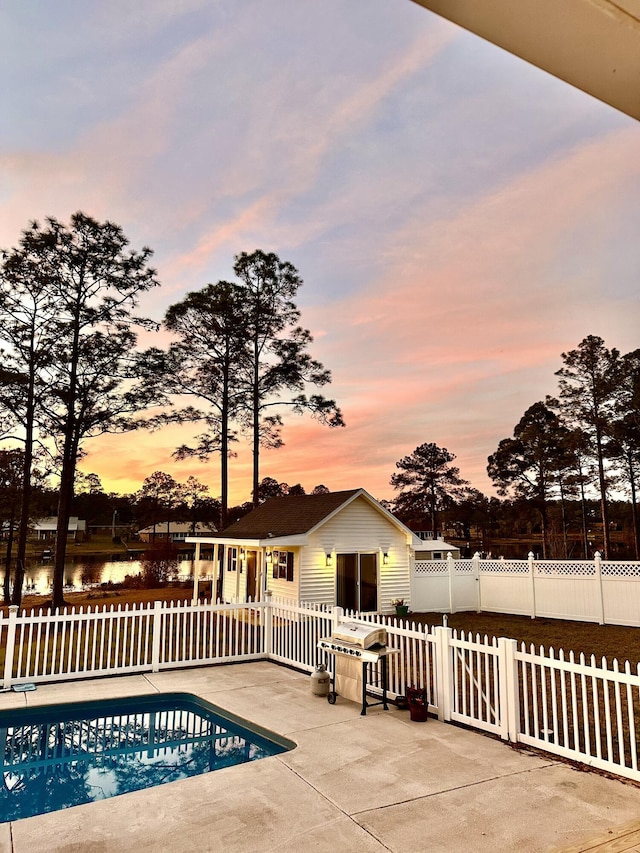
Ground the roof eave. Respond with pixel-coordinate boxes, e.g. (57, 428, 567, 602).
(185, 534, 309, 547)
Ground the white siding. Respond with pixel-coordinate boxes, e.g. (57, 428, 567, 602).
(299, 496, 411, 612)
(266, 548, 301, 600)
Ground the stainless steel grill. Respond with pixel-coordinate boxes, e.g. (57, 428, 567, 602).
(318, 622, 397, 715)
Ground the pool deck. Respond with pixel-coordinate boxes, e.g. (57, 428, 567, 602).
(2, 662, 640, 852)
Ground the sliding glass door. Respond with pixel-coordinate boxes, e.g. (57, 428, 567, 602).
(336, 553, 378, 612)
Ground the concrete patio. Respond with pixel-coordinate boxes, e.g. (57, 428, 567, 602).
(1, 662, 640, 852)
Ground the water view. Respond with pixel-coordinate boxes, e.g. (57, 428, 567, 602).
(2, 557, 214, 596)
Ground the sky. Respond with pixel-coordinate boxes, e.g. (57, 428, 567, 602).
(1, 0, 639, 506)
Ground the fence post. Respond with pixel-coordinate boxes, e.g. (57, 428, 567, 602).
(447, 552, 456, 614)
(594, 551, 605, 625)
(528, 551, 537, 620)
(473, 552, 481, 613)
(498, 637, 520, 742)
(434, 625, 453, 722)
(151, 600, 163, 672)
(264, 590, 273, 659)
(333, 606, 344, 632)
(2, 606, 18, 689)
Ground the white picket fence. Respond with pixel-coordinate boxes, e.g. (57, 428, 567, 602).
(2, 597, 640, 783)
(412, 553, 640, 626)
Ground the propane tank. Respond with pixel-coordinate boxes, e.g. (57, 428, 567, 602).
(310, 663, 330, 696)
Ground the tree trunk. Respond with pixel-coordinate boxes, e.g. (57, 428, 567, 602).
(52, 455, 76, 610)
(559, 481, 569, 559)
(3, 503, 16, 604)
(626, 452, 640, 560)
(539, 505, 548, 559)
(220, 350, 230, 528)
(11, 370, 36, 608)
(595, 428, 611, 559)
(579, 473, 589, 559)
(252, 339, 260, 508)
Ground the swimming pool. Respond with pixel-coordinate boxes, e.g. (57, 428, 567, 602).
(0, 692, 294, 822)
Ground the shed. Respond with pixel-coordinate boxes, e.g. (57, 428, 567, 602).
(414, 538, 461, 561)
(187, 488, 422, 613)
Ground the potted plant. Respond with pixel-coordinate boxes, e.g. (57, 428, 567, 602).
(391, 598, 409, 618)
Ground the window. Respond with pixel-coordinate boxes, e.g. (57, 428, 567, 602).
(271, 550, 294, 582)
(226, 547, 238, 572)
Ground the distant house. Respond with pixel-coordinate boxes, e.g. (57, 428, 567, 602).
(187, 488, 422, 613)
(414, 539, 461, 561)
(0, 521, 18, 542)
(33, 517, 87, 541)
(138, 521, 217, 544)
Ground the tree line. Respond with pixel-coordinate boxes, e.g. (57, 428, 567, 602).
(0, 213, 343, 607)
(391, 336, 640, 560)
(1, 213, 637, 606)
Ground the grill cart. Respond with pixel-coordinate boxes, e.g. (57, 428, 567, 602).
(318, 622, 400, 716)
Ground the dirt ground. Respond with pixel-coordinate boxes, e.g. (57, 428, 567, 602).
(410, 610, 640, 668)
(2, 585, 193, 617)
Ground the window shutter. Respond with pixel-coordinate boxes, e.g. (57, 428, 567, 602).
(286, 552, 294, 582)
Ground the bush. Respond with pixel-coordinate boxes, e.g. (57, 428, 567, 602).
(138, 541, 181, 588)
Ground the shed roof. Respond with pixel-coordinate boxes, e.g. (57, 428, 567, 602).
(414, 538, 459, 553)
(222, 489, 361, 540)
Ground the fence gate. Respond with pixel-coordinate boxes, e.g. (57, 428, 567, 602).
(449, 632, 504, 737)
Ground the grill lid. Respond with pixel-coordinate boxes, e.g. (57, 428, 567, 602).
(331, 622, 387, 649)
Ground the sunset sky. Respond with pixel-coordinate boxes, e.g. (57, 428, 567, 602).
(1, 1, 639, 506)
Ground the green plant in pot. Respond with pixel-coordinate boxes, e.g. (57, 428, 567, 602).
(392, 598, 409, 618)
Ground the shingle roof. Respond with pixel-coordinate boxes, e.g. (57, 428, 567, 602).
(222, 489, 362, 539)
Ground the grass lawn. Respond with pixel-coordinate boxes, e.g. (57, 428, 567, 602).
(411, 610, 640, 667)
(1, 585, 194, 617)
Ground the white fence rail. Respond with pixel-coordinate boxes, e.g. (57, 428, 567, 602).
(1, 600, 267, 686)
(3, 597, 640, 783)
(412, 553, 640, 627)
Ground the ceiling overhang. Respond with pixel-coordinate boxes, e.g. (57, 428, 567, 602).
(411, 0, 640, 121)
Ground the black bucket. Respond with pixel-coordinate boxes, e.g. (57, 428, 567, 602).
(407, 686, 428, 722)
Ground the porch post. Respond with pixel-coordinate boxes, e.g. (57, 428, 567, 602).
(221, 544, 226, 603)
(191, 540, 201, 604)
(235, 547, 241, 602)
(213, 543, 219, 602)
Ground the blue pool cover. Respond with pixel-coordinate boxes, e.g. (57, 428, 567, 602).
(0, 692, 294, 822)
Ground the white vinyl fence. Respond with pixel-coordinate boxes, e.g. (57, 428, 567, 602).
(440, 627, 640, 784)
(412, 553, 640, 626)
(3, 596, 640, 783)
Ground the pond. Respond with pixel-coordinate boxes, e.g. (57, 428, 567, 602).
(2, 557, 214, 596)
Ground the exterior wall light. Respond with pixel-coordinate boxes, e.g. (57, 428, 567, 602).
(383, 552, 389, 565)
(266, 550, 272, 564)
(326, 553, 332, 567)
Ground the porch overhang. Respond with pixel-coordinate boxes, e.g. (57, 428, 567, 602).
(185, 534, 309, 548)
(411, 0, 640, 121)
